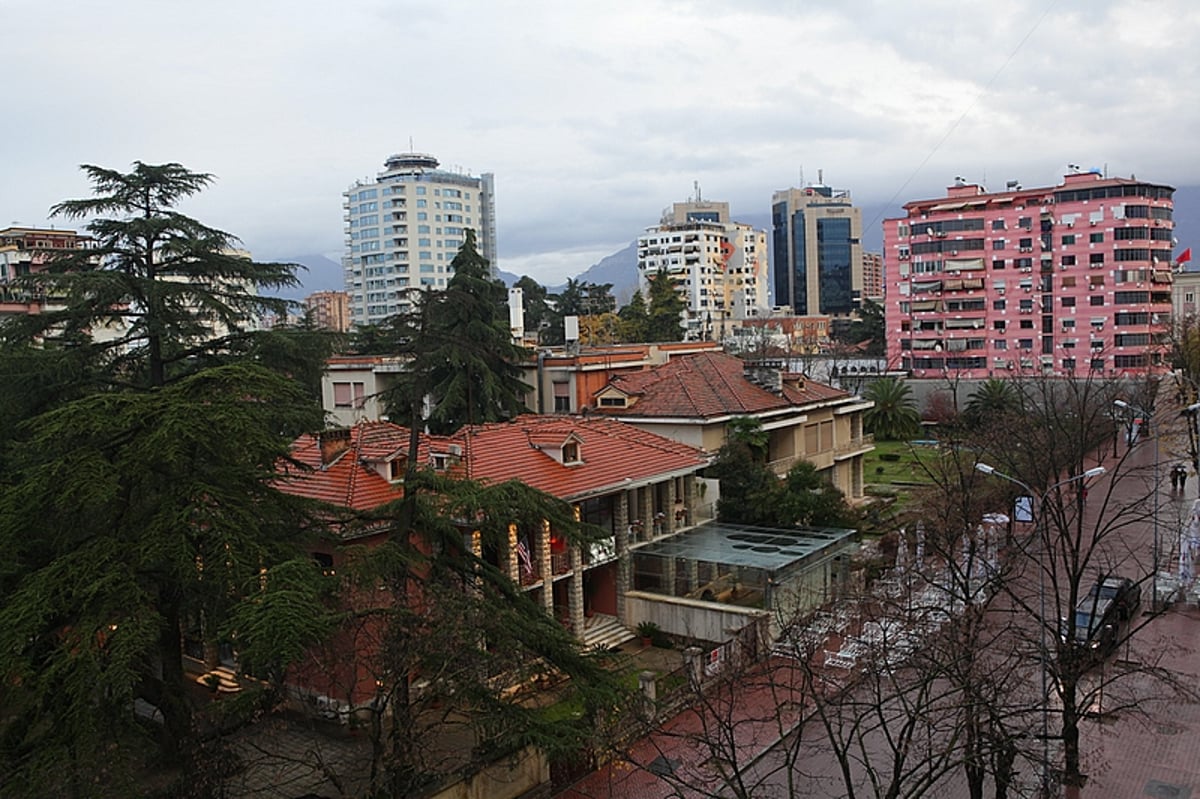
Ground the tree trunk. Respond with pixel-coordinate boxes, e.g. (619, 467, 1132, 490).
(1060, 673, 1084, 788)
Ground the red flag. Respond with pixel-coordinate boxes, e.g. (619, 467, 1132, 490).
(1179, 247, 1193, 265)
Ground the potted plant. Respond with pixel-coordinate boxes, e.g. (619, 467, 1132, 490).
(637, 620, 661, 647)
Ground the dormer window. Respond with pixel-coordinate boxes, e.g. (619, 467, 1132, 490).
(599, 396, 626, 408)
(389, 457, 407, 481)
(562, 441, 580, 464)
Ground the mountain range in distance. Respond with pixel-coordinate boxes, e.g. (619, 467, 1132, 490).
(278, 186, 1200, 305)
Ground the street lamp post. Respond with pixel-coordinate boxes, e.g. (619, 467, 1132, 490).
(975, 462, 1106, 799)
(1114, 399, 1160, 611)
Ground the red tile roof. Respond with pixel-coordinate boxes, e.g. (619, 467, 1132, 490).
(452, 416, 709, 500)
(277, 417, 708, 511)
(278, 422, 431, 511)
(593, 351, 849, 418)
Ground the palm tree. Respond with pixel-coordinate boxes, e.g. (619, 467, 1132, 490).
(964, 378, 1020, 426)
(864, 377, 922, 441)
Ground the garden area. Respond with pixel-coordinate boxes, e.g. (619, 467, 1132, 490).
(862, 439, 941, 509)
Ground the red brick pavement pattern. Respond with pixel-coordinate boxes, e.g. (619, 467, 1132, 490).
(1078, 602, 1200, 798)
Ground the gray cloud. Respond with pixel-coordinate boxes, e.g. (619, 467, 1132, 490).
(3, 0, 1197, 288)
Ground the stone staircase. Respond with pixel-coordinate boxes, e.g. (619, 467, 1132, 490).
(581, 614, 636, 651)
(195, 665, 242, 693)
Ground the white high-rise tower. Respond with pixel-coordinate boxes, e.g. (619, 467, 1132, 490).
(343, 152, 496, 327)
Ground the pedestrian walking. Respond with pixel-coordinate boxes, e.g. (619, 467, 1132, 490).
(1171, 466, 1181, 492)
(1180, 465, 1189, 494)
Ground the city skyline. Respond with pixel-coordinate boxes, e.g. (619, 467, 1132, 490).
(4, 0, 1199, 286)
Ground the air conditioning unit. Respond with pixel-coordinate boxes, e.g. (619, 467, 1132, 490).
(1090, 220, 1098, 226)
(1066, 221, 1074, 228)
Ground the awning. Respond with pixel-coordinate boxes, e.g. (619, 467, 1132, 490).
(947, 258, 985, 271)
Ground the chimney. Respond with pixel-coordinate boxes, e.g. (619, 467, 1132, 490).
(318, 428, 353, 466)
(743, 360, 784, 395)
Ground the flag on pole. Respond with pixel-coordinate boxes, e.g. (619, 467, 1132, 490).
(1178, 247, 1193, 265)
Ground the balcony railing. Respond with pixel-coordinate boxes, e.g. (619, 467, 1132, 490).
(835, 434, 875, 458)
(551, 551, 572, 576)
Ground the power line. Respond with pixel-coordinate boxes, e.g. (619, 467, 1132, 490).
(865, 0, 1061, 235)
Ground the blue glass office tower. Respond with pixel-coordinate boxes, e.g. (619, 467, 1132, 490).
(771, 184, 862, 317)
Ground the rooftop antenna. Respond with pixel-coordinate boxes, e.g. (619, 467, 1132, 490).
(817, 168, 824, 186)
(694, 180, 702, 203)
(409, 136, 414, 152)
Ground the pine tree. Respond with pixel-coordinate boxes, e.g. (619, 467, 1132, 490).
(0, 163, 328, 793)
(414, 230, 530, 434)
(617, 289, 650, 342)
(646, 267, 686, 342)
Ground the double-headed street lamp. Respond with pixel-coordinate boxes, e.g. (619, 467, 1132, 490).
(1114, 398, 1161, 611)
(974, 462, 1106, 799)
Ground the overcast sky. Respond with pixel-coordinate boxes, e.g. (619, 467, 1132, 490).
(4, 0, 1198, 286)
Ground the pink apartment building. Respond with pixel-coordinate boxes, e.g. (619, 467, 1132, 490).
(884, 171, 1176, 379)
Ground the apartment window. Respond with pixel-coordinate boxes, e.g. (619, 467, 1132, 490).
(1018, 217, 1032, 229)
(1090, 296, 1105, 306)
(1062, 296, 1076, 307)
(416, 199, 427, 208)
(1019, 238, 1033, 250)
(562, 441, 581, 464)
(1089, 253, 1105, 265)
(1062, 276, 1076, 287)
(1062, 234, 1076, 245)
(1063, 357, 1076, 371)
(992, 259, 1006, 269)
(554, 382, 571, 412)
(1089, 232, 1104, 243)
(332, 381, 365, 409)
(820, 421, 834, 450)
(994, 339, 1008, 350)
(1061, 255, 1076, 266)
(993, 299, 1006, 310)
(993, 240, 1006, 250)
(1020, 320, 1034, 329)
(1018, 339, 1034, 350)
(1091, 358, 1105, 370)
(992, 219, 1006, 231)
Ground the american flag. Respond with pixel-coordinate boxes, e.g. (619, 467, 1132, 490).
(517, 540, 534, 576)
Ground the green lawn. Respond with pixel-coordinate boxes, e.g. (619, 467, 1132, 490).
(864, 440, 942, 485)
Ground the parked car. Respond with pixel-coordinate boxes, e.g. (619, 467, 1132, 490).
(1061, 575, 1139, 657)
(1086, 575, 1141, 620)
